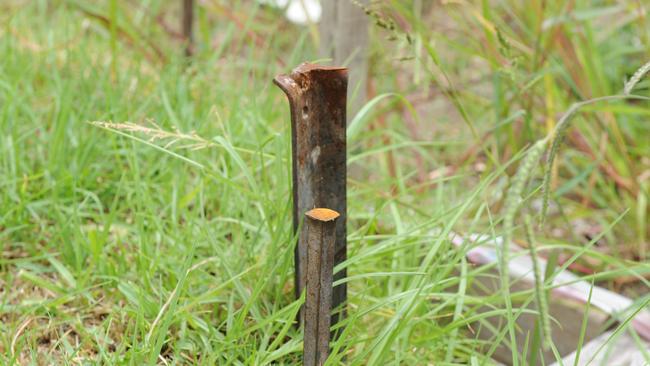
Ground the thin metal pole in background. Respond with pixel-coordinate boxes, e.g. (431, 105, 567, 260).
(182, 0, 194, 56)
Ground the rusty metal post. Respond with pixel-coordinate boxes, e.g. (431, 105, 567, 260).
(182, 0, 194, 56)
(303, 208, 339, 366)
(273, 63, 347, 330)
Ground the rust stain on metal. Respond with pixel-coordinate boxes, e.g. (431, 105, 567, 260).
(273, 63, 348, 332)
(306, 208, 340, 222)
(303, 208, 339, 366)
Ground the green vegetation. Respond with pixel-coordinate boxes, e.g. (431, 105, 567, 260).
(1, 1, 648, 364)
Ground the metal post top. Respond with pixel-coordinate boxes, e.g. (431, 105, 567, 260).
(305, 208, 340, 222)
(273, 63, 348, 97)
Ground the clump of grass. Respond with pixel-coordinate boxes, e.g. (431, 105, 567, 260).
(386, 0, 650, 264)
(539, 72, 650, 227)
(500, 59, 650, 361)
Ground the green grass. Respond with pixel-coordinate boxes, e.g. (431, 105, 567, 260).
(1, 0, 649, 364)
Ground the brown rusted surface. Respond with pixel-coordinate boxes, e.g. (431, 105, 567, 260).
(303, 209, 338, 366)
(273, 63, 348, 331)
